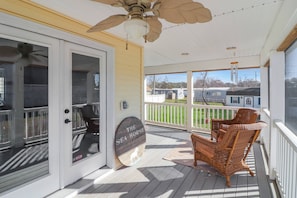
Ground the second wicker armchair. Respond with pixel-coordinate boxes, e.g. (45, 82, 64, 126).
(211, 108, 259, 142)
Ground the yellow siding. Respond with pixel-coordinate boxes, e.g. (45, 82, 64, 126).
(0, 0, 144, 169)
(115, 45, 143, 122)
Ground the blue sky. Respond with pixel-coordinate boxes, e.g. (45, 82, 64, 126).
(151, 68, 260, 83)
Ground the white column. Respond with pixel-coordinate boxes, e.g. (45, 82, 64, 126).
(269, 50, 285, 179)
(12, 59, 28, 147)
(260, 66, 269, 110)
(259, 65, 269, 144)
(186, 71, 193, 132)
(143, 77, 147, 121)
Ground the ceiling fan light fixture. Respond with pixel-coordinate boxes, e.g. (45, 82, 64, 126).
(124, 18, 150, 39)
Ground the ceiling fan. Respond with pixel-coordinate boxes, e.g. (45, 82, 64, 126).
(0, 42, 47, 63)
(88, 0, 212, 42)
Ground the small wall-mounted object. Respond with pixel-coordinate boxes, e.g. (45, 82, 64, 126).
(121, 100, 128, 110)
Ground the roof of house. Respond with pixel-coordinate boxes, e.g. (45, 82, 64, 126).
(226, 88, 260, 96)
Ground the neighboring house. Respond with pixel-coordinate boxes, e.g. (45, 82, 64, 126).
(153, 88, 185, 100)
(225, 88, 261, 108)
(193, 87, 229, 104)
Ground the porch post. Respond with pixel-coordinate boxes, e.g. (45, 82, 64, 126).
(186, 71, 193, 132)
(269, 50, 285, 179)
(143, 77, 147, 121)
(260, 65, 269, 143)
(11, 59, 27, 147)
(260, 66, 269, 110)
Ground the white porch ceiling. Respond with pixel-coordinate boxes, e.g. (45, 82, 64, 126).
(32, 0, 284, 68)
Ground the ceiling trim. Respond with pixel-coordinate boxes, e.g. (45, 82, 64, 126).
(144, 55, 260, 75)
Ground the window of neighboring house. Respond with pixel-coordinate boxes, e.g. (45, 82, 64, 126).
(246, 97, 251, 105)
(258, 97, 261, 105)
(231, 96, 240, 104)
(0, 69, 4, 106)
(285, 40, 297, 135)
(212, 91, 221, 96)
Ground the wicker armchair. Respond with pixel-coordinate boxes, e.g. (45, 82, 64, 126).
(211, 108, 259, 142)
(191, 122, 267, 187)
(80, 104, 100, 134)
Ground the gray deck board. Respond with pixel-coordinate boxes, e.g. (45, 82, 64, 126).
(76, 125, 276, 198)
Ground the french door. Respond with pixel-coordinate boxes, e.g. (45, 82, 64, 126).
(61, 42, 106, 187)
(0, 24, 60, 198)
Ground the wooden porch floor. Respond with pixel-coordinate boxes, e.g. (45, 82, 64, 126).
(75, 125, 277, 198)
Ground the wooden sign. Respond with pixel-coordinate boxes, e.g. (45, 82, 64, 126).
(115, 116, 146, 166)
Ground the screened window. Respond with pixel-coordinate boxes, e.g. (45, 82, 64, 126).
(285, 40, 297, 135)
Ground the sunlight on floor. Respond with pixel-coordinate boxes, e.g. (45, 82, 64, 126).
(147, 166, 184, 181)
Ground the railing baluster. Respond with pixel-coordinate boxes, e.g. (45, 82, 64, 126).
(274, 121, 297, 198)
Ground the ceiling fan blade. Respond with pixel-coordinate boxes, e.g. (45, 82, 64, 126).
(29, 54, 42, 63)
(33, 53, 48, 59)
(153, 0, 212, 24)
(87, 15, 128, 32)
(0, 46, 19, 57)
(144, 16, 162, 42)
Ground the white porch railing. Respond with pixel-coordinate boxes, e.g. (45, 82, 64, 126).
(259, 108, 271, 156)
(0, 110, 12, 147)
(72, 105, 87, 132)
(0, 103, 100, 148)
(192, 104, 239, 132)
(145, 102, 187, 129)
(274, 121, 297, 198)
(144, 102, 240, 132)
(24, 107, 49, 142)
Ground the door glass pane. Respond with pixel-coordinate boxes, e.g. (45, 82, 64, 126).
(0, 38, 49, 193)
(72, 53, 100, 163)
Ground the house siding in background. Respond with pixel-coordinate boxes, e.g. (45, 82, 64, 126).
(226, 88, 261, 108)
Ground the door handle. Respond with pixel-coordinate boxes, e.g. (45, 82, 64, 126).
(64, 119, 71, 124)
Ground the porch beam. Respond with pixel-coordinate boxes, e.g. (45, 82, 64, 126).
(186, 71, 193, 132)
(144, 55, 260, 75)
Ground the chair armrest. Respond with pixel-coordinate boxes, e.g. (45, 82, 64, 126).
(191, 133, 217, 148)
(211, 119, 237, 130)
(217, 129, 226, 142)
